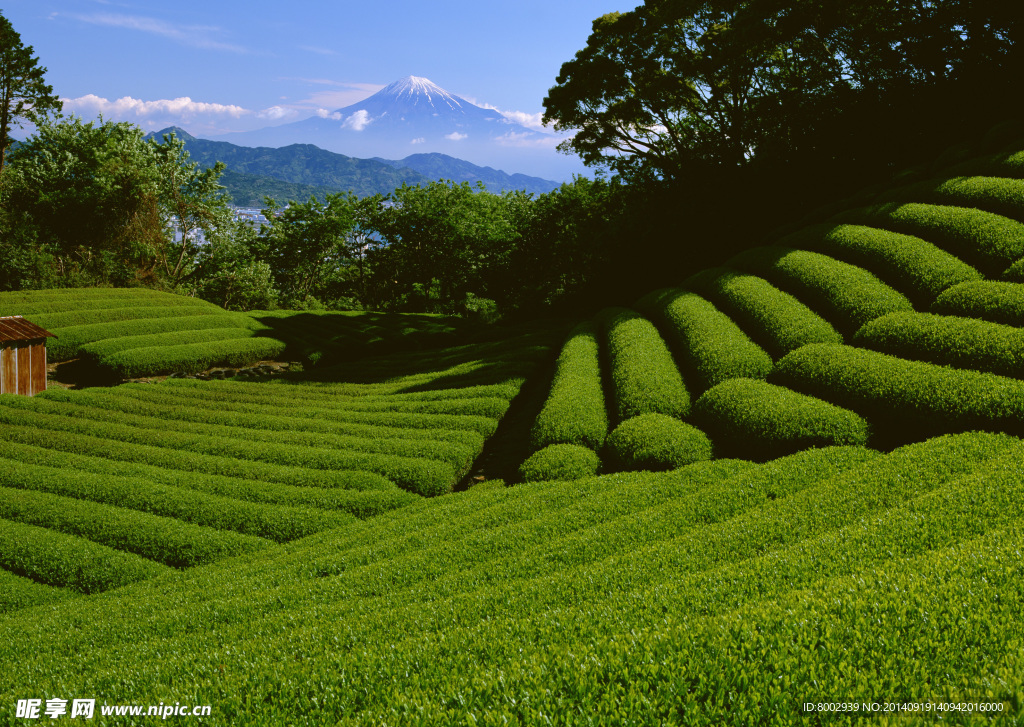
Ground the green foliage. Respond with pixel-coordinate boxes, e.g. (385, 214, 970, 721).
(0, 486, 272, 569)
(772, 343, 1024, 446)
(99, 337, 287, 378)
(604, 413, 713, 472)
(0, 455, 353, 543)
(727, 246, 915, 336)
(530, 322, 609, 451)
(79, 327, 256, 362)
(1005, 257, 1024, 282)
(683, 267, 843, 357)
(931, 280, 1024, 326)
(0, 11, 62, 172)
(854, 312, 1024, 379)
(0, 519, 170, 594)
(775, 223, 982, 307)
(635, 288, 772, 393)
(518, 444, 601, 483)
(692, 378, 869, 461)
(883, 175, 1024, 224)
(0, 570, 70, 615)
(833, 202, 1024, 276)
(598, 306, 689, 422)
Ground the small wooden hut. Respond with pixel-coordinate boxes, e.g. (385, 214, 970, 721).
(0, 316, 56, 396)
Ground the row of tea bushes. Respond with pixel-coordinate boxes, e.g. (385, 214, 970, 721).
(776, 223, 982, 308)
(682, 267, 842, 357)
(0, 518, 171, 594)
(0, 568, 71, 614)
(0, 440, 415, 520)
(692, 378, 869, 460)
(0, 454, 354, 543)
(931, 280, 1024, 326)
(854, 312, 1024, 379)
(636, 288, 772, 393)
(0, 486, 271, 569)
(833, 202, 1024, 277)
(4, 434, 1020, 722)
(881, 175, 1024, 224)
(772, 343, 1024, 445)
(529, 322, 609, 452)
(597, 307, 690, 422)
(98, 337, 287, 378)
(726, 246, 914, 336)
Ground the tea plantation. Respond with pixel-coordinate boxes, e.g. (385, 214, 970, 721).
(3, 144, 1024, 724)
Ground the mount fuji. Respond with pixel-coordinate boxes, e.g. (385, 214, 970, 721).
(213, 76, 582, 181)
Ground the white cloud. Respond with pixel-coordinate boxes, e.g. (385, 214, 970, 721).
(494, 131, 562, 149)
(410, 137, 426, 144)
(316, 109, 343, 120)
(71, 12, 247, 53)
(257, 106, 298, 121)
(63, 94, 250, 119)
(341, 110, 372, 131)
(445, 132, 468, 141)
(465, 98, 552, 133)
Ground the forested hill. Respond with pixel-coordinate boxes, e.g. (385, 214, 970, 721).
(150, 128, 560, 204)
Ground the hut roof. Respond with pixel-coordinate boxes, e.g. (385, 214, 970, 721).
(0, 316, 57, 343)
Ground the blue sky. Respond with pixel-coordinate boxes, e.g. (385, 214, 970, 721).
(3, 0, 631, 141)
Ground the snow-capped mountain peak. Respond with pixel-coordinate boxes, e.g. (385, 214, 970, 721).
(342, 75, 468, 115)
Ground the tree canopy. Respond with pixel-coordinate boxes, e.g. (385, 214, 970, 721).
(543, 0, 1023, 183)
(0, 10, 62, 173)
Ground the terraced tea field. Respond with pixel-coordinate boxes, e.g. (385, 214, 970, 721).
(3, 143, 1024, 724)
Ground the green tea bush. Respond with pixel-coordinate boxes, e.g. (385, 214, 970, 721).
(772, 343, 1024, 445)
(0, 456, 354, 543)
(635, 288, 772, 393)
(1005, 257, 1024, 282)
(727, 246, 914, 335)
(946, 148, 1024, 179)
(0, 409, 397, 493)
(530, 322, 609, 451)
(80, 327, 256, 361)
(604, 413, 714, 472)
(692, 378, 869, 460)
(777, 223, 982, 307)
(39, 385, 486, 454)
(0, 486, 272, 568)
(883, 176, 1024, 224)
(597, 307, 690, 422)
(834, 202, 1024, 276)
(0, 570, 70, 614)
(99, 337, 287, 378)
(0, 519, 171, 594)
(46, 313, 260, 361)
(0, 288, 219, 315)
(518, 444, 602, 483)
(854, 312, 1024, 378)
(683, 267, 842, 357)
(28, 304, 227, 332)
(931, 280, 1024, 326)
(0, 440, 416, 519)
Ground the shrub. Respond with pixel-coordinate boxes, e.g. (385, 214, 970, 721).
(529, 322, 609, 451)
(882, 176, 1024, 225)
(1005, 258, 1024, 282)
(518, 444, 602, 483)
(854, 312, 1024, 379)
(27, 304, 227, 332)
(692, 378, 869, 461)
(604, 413, 713, 472)
(776, 223, 981, 308)
(682, 267, 842, 357)
(101, 337, 287, 378)
(0, 570, 70, 615)
(0, 519, 171, 594)
(635, 288, 772, 393)
(80, 327, 256, 362)
(832, 202, 1024, 276)
(597, 307, 690, 422)
(771, 343, 1024, 446)
(930, 280, 1024, 326)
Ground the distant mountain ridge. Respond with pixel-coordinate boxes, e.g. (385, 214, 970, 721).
(213, 75, 581, 181)
(151, 127, 560, 205)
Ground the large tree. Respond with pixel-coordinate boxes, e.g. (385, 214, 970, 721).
(0, 10, 62, 173)
(542, 0, 1023, 183)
